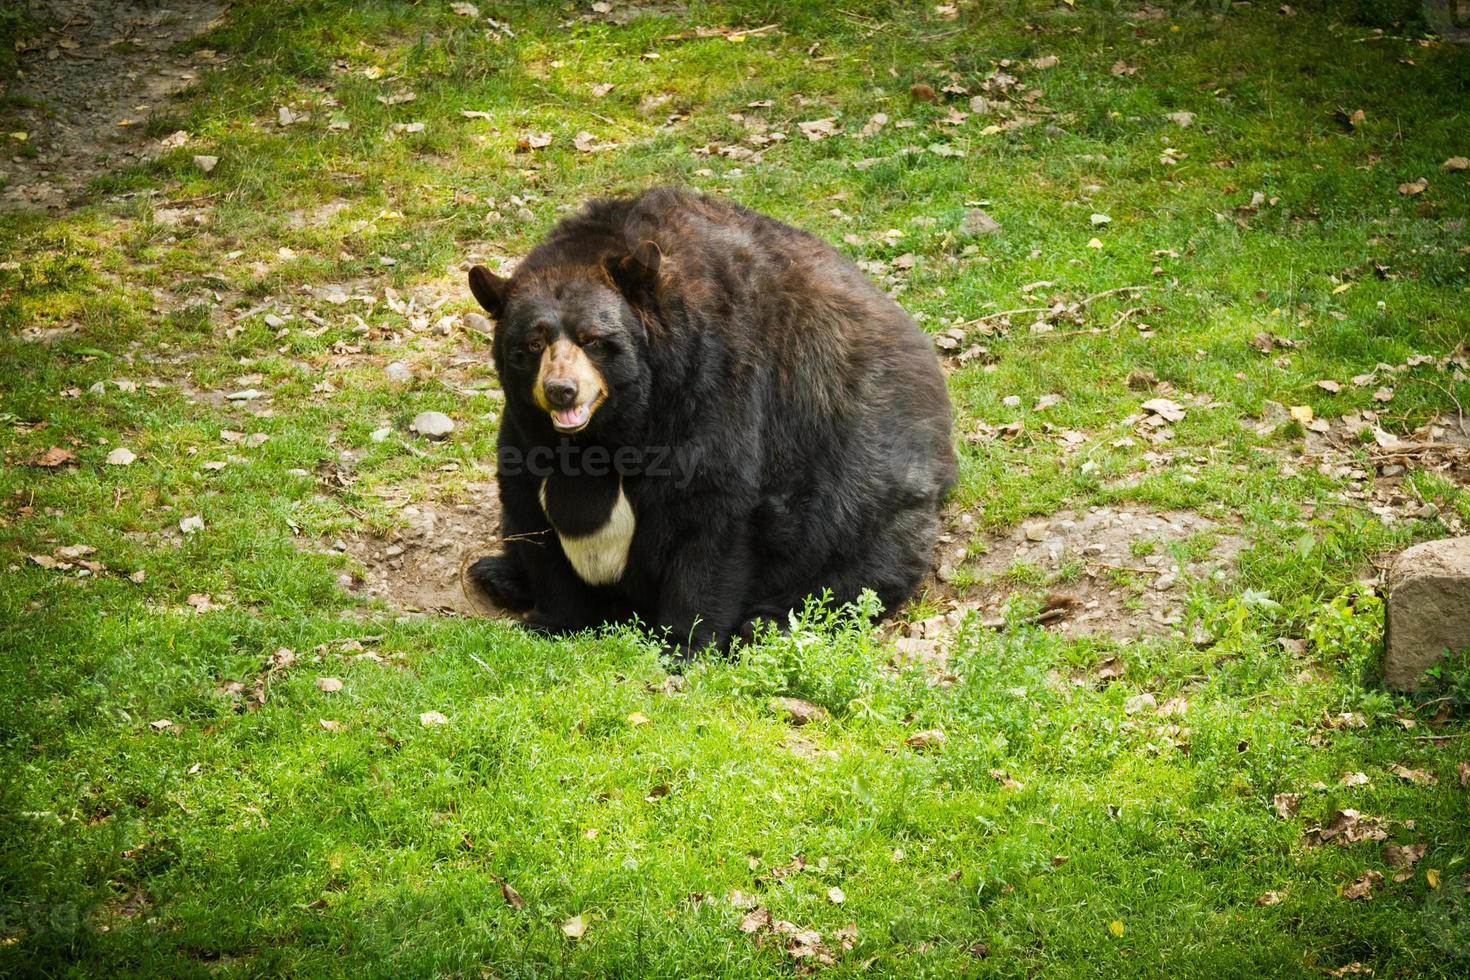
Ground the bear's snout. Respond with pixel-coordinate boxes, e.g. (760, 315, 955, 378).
(543, 377, 579, 409)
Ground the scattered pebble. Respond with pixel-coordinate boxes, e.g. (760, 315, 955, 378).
(410, 411, 454, 440)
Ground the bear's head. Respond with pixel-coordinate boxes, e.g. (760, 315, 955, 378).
(468, 241, 661, 438)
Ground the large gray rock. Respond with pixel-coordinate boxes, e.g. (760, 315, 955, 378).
(1385, 536, 1470, 691)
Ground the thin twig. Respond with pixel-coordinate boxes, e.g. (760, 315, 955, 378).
(958, 285, 1153, 329)
(1089, 561, 1159, 575)
(1418, 377, 1467, 435)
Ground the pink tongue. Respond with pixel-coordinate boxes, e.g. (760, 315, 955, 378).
(554, 406, 586, 428)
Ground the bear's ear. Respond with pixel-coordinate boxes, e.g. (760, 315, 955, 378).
(604, 240, 662, 301)
(468, 265, 512, 319)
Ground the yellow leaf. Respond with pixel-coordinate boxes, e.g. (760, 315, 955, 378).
(1289, 405, 1313, 423)
(8, 131, 27, 141)
(1109, 920, 1125, 937)
(1427, 868, 1441, 889)
(627, 711, 651, 726)
(1087, 237, 1104, 249)
(562, 914, 588, 939)
(1332, 283, 1351, 294)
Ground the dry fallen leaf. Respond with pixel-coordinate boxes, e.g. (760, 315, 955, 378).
(904, 728, 947, 750)
(1372, 386, 1395, 403)
(1256, 890, 1284, 906)
(517, 131, 552, 151)
(149, 718, 173, 730)
(31, 446, 76, 468)
(1389, 764, 1436, 786)
(740, 907, 772, 933)
(627, 711, 651, 726)
(827, 886, 845, 904)
(1458, 761, 1470, 787)
(1341, 870, 1383, 901)
(1444, 156, 1469, 172)
(990, 769, 1024, 790)
(1290, 405, 1315, 424)
(857, 112, 888, 138)
(316, 677, 343, 693)
(797, 117, 839, 141)
(1108, 920, 1125, 937)
(771, 696, 826, 726)
(501, 881, 525, 910)
(419, 710, 448, 726)
(561, 914, 588, 939)
(1140, 397, 1187, 422)
(1397, 178, 1427, 196)
(105, 447, 137, 466)
(1339, 771, 1370, 787)
(1384, 843, 1426, 868)
(179, 515, 205, 535)
(1316, 379, 1342, 393)
(1306, 809, 1387, 847)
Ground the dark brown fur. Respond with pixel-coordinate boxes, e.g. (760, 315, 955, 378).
(468, 187, 956, 657)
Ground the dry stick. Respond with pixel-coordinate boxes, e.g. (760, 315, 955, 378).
(1418, 377, 1468, 435)
(1368, 443, 1461, 459)
(1088, 560, 1159, 575)
(960, 285, 1153, 328)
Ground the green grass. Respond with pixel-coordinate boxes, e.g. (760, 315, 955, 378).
(3, 1, 1469, 975)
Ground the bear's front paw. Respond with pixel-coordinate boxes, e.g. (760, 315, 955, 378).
(468, 553, 533, 611)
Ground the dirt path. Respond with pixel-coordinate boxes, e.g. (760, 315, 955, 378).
(2, 0, 226, 210)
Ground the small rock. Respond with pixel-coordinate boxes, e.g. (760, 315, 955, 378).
(179, 515, 205, 535)
(464, 311, 493, 334)
(1165, 110, 1196, 128)
(1124, 692, 1157, 715)
(385, 361, 413, 382)
(316, 677, 343, 693)
(193, 155, 219, 173)
(1023, 521, 1048, 542)
(1385, 536, 1470, 691)
(226, 388, 262, 401)
(105, 447, 137, 466)
(370, 426, 392, 443)
(771, 696, 827, 726)
(959, 208, 1001, 237)
(410, 411, 454, 440)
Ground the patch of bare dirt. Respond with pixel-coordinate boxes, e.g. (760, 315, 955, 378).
(2, 0, 226, 211)
(333, 482, 508, 617)
(924, 505, 1245, 641)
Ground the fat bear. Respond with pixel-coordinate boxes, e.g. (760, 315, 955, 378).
(466, 187, 955, 658)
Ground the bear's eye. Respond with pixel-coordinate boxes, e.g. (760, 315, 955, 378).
(525, 337, 545, 355)
(581, 336, 610, 351)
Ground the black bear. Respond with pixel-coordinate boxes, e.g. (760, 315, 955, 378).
(467, 187, 955, 658)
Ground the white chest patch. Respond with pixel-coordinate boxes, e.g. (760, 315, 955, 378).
(539, 480, 636, 586)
